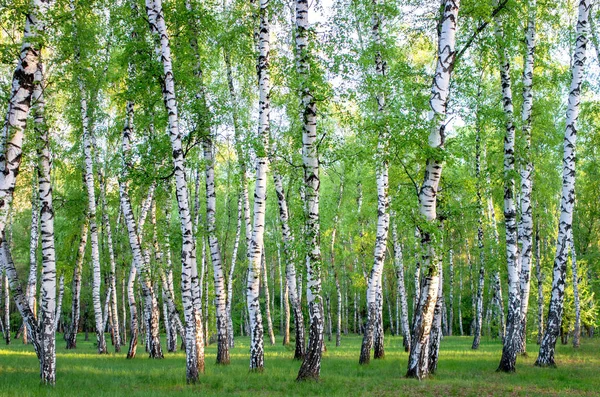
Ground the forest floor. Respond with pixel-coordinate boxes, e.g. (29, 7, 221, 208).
(0, 334, 598, 396)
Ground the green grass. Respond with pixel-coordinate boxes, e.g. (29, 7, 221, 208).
(0, 334, 598, 396)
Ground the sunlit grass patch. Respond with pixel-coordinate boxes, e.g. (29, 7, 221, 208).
(0, 334, 598, 396)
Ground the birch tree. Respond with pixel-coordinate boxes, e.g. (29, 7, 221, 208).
(406, 0, 460, 380)
(517, 0, 537, 355)
(145, 0, 205, 381)
(296, 0, 325, 381)
(495, 1, 522, 372)
(535, 0, 590, 369)
(359, 0, 390, 365)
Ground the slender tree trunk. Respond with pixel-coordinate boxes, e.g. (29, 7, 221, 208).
(569, 235, 581, 348)
(360, 2, 390, 365)
(245, 0, 271, 371)
(495, 2, 523, 371)
(3, 266, 9, 345)
(261, 249, 276, 346)
(448, 249, 454, 337)
(536, 0, 589, 368)
(119, 113, 163, 359)
(92, 146, 121, 353)
(392, 215, 410, 352)
(327, 180, 343, 348)
(71, 14, 107, 352)
(458, 264, 464, 336)
(67, 222, 88, 349)
(122, 279, 127, 346)
(26, 173, 40, 345)
(535, 223, 543, 345)
(406, 0, 459, 380)
(203, 138, 230, 363)
(226, 193, 242, 349)
(272, 172, 305, 358)
(54, 275, 64, 332)
(296, 0, 326, 381)
(472, 124, 485, 349)
(517, 0, 537, 355)
(145, 0, 205, 381)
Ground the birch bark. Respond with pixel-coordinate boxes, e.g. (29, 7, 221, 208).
(535, 0, 589, 368)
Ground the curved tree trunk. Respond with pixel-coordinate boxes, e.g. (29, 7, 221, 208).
(517, 0, 537, 355)
(145, 0, 204, 381)
(535, 0, 589, 368)
(406, 0, 459, 380)
(272, 172, 305, 359)
(495, 2, 522, 371)
(67, 222, 88, 349)
(203, 137, 230, 364)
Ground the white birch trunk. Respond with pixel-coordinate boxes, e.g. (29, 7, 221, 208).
(0, 0, 50, 243)
(26, 173, 40, 344)
(495, 2, 522, 371)
(360, 1, 390, 366)
(67, 222, 88, 349)
(272, 171, 305, 358)
(535, 0, 589, 368)
(145, 0, 204, 380)
(535, 224, 543, 345)
(261, 249, 276, 345)
(33, 64, 56, 384)
(246, 0, 270, 371)
(203, 137, 230, 363)
(569, 234, 581, 348)
(392, 214, 411, 352)
(517, 0, 536, 355)
(296, 0, 325, 381)
(406, 0, 459, 380)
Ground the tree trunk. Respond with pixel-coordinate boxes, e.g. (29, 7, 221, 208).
(33, 64, 57, 384)
(535, 223, 543, 345)
(392, 214, 411, 352)
(472, 124, 485, 349)
(67, 222, 88, 349)
(145, 0, 205, 381)
(428, 256, 443, 374)
(245, 0, 270, 371)
(203, 137, 230, 363)
(92, 139, 121, 353)
(360, 4, 391, 361)
(54, 275, 64, 332)
(26, 173, 40, 345)
(0, 0, 49, 245)
(448, 249, 454, 337)
(535, 0, 589, 368)
(495, 2, 522, 371)
(295, 0, 325, 381)
(272, 171, 305, 358)
(569, 235, 581, 348)
(406, 0, 459, 380)
(226, 193, 242, 348)
(119, 115, 163, 359)
(517, 0, 536, 355)
(261, 249, 276, 346)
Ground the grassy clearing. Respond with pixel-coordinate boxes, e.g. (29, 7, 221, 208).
(0, 334, 598, 396)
